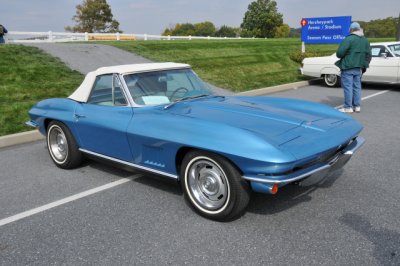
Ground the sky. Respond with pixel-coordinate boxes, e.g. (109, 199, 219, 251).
(1, 0, 399, 34)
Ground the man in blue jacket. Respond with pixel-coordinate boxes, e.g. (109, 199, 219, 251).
(0, 24, 8, 44)
(335, 22, 371, 113)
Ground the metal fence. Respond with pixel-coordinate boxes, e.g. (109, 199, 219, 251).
(5, 31, 256, 43)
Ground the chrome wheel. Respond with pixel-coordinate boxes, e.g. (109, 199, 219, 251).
(185, 157, 230, 213)
(181, 151, 251, 221)
(46, 121, 82, 169)
(48, 125, 68, 164)
(324, 74, 339, 87)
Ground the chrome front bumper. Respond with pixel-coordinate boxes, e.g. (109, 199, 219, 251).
(243, 136, 365, 193)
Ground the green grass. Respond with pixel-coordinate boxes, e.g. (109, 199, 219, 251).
(0, 45, 83, 136)
(105, 39, 337, 92)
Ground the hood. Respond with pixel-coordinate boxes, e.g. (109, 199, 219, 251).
(167, 96, 359, 159)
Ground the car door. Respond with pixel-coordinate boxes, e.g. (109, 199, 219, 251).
(73, 74, 134, 161)
(363, 45, 400, 83)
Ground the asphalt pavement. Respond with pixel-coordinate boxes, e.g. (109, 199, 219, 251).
(1, 82, 399, 265)
(27, 43, 152, 74)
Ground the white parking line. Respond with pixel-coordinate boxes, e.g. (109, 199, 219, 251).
(335, 90, 390, 108)
(361, 90, 391, 100)
(0, 177, 136, 227)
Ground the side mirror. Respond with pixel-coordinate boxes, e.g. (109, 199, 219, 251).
(380, 52, 387, 59)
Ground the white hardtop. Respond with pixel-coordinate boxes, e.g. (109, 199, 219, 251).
(370, 41, 400, 46)
(93, 62, 190, 75)
(69, 62, 191, 102)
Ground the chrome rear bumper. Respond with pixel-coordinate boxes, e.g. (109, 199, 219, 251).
(243, 136, 365, 192)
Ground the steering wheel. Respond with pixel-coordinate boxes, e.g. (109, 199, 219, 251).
(169, 87, 189, 101)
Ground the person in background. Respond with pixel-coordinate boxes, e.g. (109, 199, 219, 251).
(0, 24, 8, 44)
(335, 22, 371, 113)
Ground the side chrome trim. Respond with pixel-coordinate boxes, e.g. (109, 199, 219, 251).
(25, 120, 39, 128)
(79, 148, 178, 179)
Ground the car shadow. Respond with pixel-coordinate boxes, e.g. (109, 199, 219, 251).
(83, 160, 134, 178)
(363, 83, 399, 91)
(84, 158, 347, 216)
(320, 95, 343, 107)
(85, 159, 182, 195)
(133, 174, 182, 196)
(339, 213, 400, 265)
(315, 79, 399, 92)
(247, 170, 343, 215)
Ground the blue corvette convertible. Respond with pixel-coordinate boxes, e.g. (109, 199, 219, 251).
(27, 63, 365, 221)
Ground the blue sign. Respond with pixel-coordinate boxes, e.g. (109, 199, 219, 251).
(301, 16, 352, 44)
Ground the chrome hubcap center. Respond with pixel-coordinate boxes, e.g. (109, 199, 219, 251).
(200, 175, 218, 196)
(57, 135, 66, 152)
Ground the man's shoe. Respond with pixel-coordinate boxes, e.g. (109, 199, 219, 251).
(338, 107, 354, 113)
(354, 106, 361, 113)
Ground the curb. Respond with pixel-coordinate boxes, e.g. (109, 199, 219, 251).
(0, 130, 44, 149)
(0, 79, 321, 149)
(237, 79, 320, 96)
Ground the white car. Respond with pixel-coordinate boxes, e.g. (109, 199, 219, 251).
(301, 42, 400, 87)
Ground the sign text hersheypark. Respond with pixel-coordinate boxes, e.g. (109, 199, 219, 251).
(301, 16, 352, 44)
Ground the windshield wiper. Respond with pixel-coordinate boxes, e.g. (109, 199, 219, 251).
(163, 94, 210, 110)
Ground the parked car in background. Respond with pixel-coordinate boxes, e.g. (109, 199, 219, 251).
(301, 42, 400, 87)
(27, 63, 365, 221)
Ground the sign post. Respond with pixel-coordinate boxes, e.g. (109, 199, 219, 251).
(300, 18, 307, 52)
(300, 16, 352, 53)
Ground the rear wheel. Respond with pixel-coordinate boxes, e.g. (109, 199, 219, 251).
(324, 74, 340, 87)
(181, 150, 250, 221)
(47, 121, 83, 169)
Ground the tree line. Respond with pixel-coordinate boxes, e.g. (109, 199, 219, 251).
(161, 22, 291, 38)
(162, 22, 239, 38)
(66, 0, 400, 39)
(162, 0, 290, 38)
(360, 17, 400, 38)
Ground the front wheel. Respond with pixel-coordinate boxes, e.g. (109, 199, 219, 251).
(181, 150, 250, 221)
(47, 121, 83, 169)
(323, 74, 340, 87)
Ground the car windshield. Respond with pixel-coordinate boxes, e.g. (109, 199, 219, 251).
(123, 68, 212, 106)
(388, 44, 400, 57)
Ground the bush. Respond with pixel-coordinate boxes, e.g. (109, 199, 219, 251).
(289, 50, 324, 64)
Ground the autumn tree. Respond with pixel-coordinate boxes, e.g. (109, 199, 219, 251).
(215, 25, 238, 37)
(241, 0, 283, 38)
(194, 21, 216, 36)
(274, 24, 290, 38)
(65, 0, 121, 33)
(172, 23, 196, 36)
(162, 22, 216, 36)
